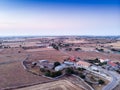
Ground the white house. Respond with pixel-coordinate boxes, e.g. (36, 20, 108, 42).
(55, 64, 66, 71)
(64, 61, 74, 66)
(99, 59, 109, 63)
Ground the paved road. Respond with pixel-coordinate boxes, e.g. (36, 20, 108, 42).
(102, 71, 120, 90)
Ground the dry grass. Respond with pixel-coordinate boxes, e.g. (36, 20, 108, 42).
(106, 41, 120, 49)
(0, 62, 51, 89)
(67, 51, 120, 61)
(28, 50, 69, 62)
(26, 47, 54, 52)
(0, 48, 69, 89)
(15, 80, 84, 90)
(64, 39, 88, 44)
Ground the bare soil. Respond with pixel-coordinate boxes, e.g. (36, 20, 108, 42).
(15, 80, 84, 90)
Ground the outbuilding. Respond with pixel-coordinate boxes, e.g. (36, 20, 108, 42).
(55, 64, 66, 71)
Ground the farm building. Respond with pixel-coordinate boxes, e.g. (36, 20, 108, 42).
(75, 61, 91, 69)
(55, 64, 66, 71)
(37, 60, 54, 69)
(64, 61, 74, 66)
(99, 58, 109, 63)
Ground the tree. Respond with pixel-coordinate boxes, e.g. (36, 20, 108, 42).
(18, 51, 21, 53)
(51, 43, 59, 50)
(98, 79, 105, 85)
(40, 68, 45, 72)
(79, 74, 85, 79)
(75, 48, 81, 51)
(54, 62, 61, 68)
(65, 68, 74, 75)
(45, 70, 51, 77)
(96, 48, 104, 52)
(78, 68, 86, 71)
(51, 71, 62, 77)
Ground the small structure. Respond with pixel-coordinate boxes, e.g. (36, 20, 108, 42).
(76, 61, 91, 69)
(90, 65, 99, 72)
(38, 60, 49, 63)
(55, 61, 75, 71)
(55, 64, 66, 71)
(37, 60, 54, 69)
(69, 56, 76, 62)
(99, 58, 109, 63)
(107, 61, 117, 67)
(64, 61, 74, 66)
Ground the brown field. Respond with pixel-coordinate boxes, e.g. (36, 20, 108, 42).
(0, 38, 120, 90)
(64, 39, 88, 44)
(0, 48, 69, 89)
(0, 62, 51, 89)
(67, 51, 120, 61)
(2, 41, 41, 48)
(16, 80, 84, 90)
(28, 50, 69, 62)
(106, 41, 120, 49)
(26, 47, 54, 52)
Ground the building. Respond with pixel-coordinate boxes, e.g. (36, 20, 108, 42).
(90, 65, 99, 72)
(64, 61, 74, 66)
(69, 56, 76, 62)
(99, 58, 109, 63)
(55, 61, 75, 71)
(107, 61, 117, 67)
(107, 61, 118, 70)
(55, 64, 66, 71)
(75, 61, 91, 69)
(37, 60, 54, 69)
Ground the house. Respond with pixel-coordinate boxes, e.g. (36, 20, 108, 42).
(107, 61, 117, 67)
(75, 61, 91, 69)
(55, 64, 66, 71)
(107, 61, 118, 70)
(99, 58, 109, 63)
(64, 61, 74, 66)
(69, 56, 76, 62)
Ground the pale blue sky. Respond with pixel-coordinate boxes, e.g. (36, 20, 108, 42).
(0, 0, 120, 36)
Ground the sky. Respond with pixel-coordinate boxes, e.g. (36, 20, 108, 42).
(0, 0, 120, 36)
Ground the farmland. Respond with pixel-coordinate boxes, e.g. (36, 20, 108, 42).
(16, 80, 84, 90)
(0, 36, 120, 90)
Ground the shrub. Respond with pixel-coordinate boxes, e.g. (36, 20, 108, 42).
(78, 68, 86, 71)
(40, 68, 45, 72)
(75, 48, 81, 51)
(51, 71, 62, 77)
(98, 79, 105, 85)
(65, 68, 74, 75)
(54, 62, 61, 68)
(45, 70, 51, 77)
(79, 73, 85, 79)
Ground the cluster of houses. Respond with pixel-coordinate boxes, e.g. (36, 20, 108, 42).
(99, 58, 119, 71)
(32, 57, 95, 72)
(31, 57, 120, 74)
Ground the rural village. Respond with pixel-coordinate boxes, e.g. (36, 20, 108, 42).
(0, 36, 120, 90)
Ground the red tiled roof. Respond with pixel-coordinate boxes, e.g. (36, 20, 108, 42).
(70, 57, 75, 61)
(108, 61, 117, 67)
(76, 61, 91, 67)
